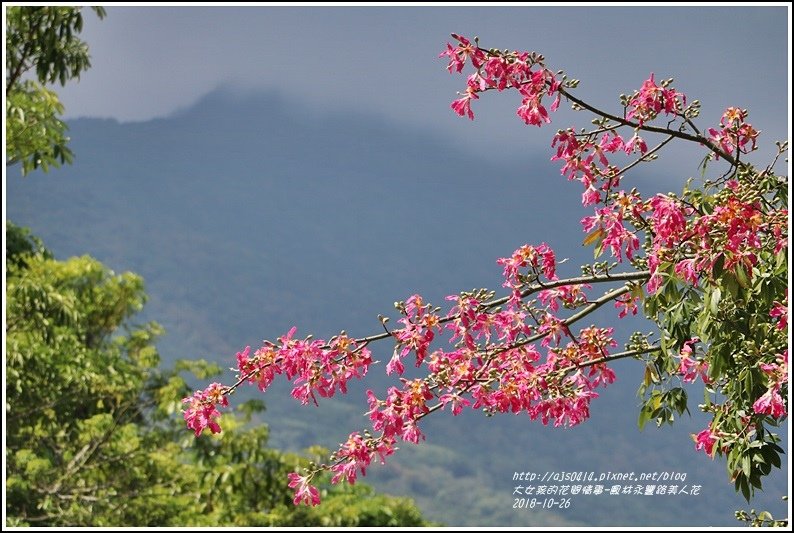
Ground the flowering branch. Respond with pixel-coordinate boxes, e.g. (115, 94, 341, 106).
(555, 86, 737, 165)
(182, 34, 787, 511)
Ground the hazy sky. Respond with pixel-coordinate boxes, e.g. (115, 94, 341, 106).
(58, 5, 789, 165)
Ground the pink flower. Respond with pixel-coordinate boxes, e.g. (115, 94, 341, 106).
(693, 427, 718, 458)
(512, 69, 559, 127)
(450, 84, 479, 120)
(401, 421, 424, 444)
(446, 293, 492, 349)
(539, 284, 589, 313)
(238, 343, 282, 392)
(581, 206, 639, 261)
(720, 107, 747, 126)
(182, 382, 228, 437)
(759, 350, 788, 385)
(236, 345, 252, 374)
(390, 295, 439, 373)
(539, 314, 567, 347)
(614, 292, 639, 319)
(439, 391, 471, 415)
(386, 350, 405, 376)
(599, 131, 625, 153)
(770, 300, 788, 331)
(581, 186, 601, 206)
(537, 243, 557, 280)
(497, 243, 558, 304)
(646, 252, 662, 294)
(752, 385, 787, 418)
(771, 209, 787, 253)
(624, 133, 648, 155)
(439, 34, 486, 73)
(482, 56, 510, 90)
(287, 472, 321, 506)
(676, 338, 709, 384)
(492, 308, 532, 343)
(708, 108, 761, 158)
(627, 73, 686, 125)
(551, 129, 580, 162)
(674, 258, 699, 285)
(516, 95, 550, 126)
(329, 432, 374, 485)
(649, 195, 688, 248)
(577, 326, 617, 357)
(366, 380, 432, 443)
(679, 337, 698, 357)
(707, 127, 733, 157)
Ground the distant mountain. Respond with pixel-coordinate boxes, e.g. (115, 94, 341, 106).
(7, 88, 787, 526)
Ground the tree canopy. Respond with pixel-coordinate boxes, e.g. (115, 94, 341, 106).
(4, 223, 429, 525)
(5, 6, 105, 175)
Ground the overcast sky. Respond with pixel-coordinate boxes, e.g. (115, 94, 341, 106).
(58, 5, 789, 167)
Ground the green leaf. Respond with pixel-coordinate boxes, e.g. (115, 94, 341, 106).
(709, 287, 721, 315)
(582, 227, 605, 247)
(769, 451, 781, 469)
(733, 473, 752, 502)
(638, 404, 652, 430)
(735, 263, 750, 289)
(712, 253, 725, 278)
(741, 454, 751, 477)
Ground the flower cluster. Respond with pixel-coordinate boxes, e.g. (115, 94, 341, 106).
(462, 325, 617, 428)
(691, 194, 764, 275)
(550, 129, 640, 206)
(643, 194, 693, 292)
(367, 379, 433, 444)
(708, 107, 760, 159)
(182, 382, 228, 437)
(581, 205, 641, 262)
(642, 183, 776, 294)
(445, 293, 494, 349)
(675, 338, 710, 384)
(388, 295, 440, 374)
(626, 73, 686, 125)
(496, 243, 557, 304)
(183, 329, 373, 434)
(441, 34, 561, 124)
(753, 349, 788, 419)
(329, 432, 396, 485)
(280, 240, 627, 504)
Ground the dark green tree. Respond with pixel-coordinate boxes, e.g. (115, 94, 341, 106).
(6, 6, 106, 175)
(5, 220, 430, 527)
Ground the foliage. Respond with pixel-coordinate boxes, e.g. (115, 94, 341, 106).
(4, 222, 430, 526)
(5, 6, 105, 175)
(735, 496, 789, 527)
(184, 34, 788, 522)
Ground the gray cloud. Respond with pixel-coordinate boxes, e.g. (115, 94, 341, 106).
(59, 6, 789, 167)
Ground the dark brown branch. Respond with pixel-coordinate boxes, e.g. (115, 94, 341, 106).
(619, 134, 675, 175)
(219, 270, 650, 398)
(557, 86, 737, 165)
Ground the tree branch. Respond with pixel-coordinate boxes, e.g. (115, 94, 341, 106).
(557, 86, 737, 165)
(220, 270, 650, 398)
